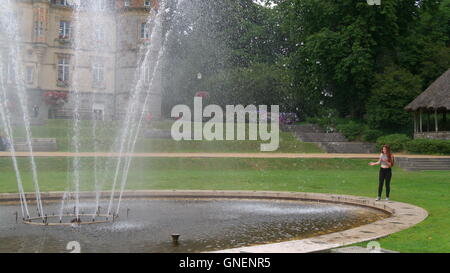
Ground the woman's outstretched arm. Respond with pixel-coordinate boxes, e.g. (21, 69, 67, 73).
(368, 154, 382, 166)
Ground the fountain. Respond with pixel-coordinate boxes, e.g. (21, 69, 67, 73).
(0, 0, 427, 253)
(0, 0, 173, 225)
(0, 191, 392, 253)
(0, 0, 44, 221)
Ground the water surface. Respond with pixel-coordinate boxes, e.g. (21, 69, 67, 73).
(0, 198, 388, 253)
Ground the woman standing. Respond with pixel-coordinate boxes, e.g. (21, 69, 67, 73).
(369, 145, 395, 201)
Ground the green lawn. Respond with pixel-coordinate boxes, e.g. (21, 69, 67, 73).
(10, 119, 323, 153)
(0, 156, 448, 252)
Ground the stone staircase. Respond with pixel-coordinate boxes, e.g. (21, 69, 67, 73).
(295, 133, 348, 142)
(396, 157, 450, 171)
(282, 124, 377, 154)
(11, 118, 46, 126)
(13, 138, 58, 152)
(317, 142, 378, 154)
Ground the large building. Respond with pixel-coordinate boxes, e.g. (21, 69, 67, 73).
(12, 0, 161, 120)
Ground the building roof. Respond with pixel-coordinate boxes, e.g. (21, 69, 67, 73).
(405, 68, 450, 112)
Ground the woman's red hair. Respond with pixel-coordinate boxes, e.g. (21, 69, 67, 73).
(381, 145, 394, 166)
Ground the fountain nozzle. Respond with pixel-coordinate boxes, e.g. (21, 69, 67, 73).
(171, 234, 180, 246)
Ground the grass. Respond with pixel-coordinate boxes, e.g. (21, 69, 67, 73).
(9, 119, 323, 153)
(0, 156, 448, 252)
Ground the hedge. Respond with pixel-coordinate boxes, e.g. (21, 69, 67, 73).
(376, 134, 411, 152)
(405, 139, 450, 155)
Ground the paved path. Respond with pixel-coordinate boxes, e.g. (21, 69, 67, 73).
(1, 151, 449, 159)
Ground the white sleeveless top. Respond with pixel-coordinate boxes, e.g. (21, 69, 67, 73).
(380, 154, 390, 168)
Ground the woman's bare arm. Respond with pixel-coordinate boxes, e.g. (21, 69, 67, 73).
(368, 154, 382, 166)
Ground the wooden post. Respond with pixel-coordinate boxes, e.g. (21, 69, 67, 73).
(435, 110, 438, 132)
(444, 111, 447, 131)
(419, 110, 423, 133)
(413, 112, 417, 133)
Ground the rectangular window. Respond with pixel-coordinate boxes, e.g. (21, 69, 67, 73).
(144, 0, 151, 7)
(92, 62, 105, 86)
(59, 20, 70, 39)
(4, 56, 15, 84)
(98, 0, 111, 10)
(34, 21, 44, 38)
(124, 0, 130, 7)
(140, 22, 150, 39)
(93, 28, 105, 42)
(141, 63, 151, 84)
(52, 0, 70, 6)
(26, 66, 34, 84)
(57, 56, 70, 84)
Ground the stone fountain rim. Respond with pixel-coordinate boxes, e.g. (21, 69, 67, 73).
(0, 190, 428, 253)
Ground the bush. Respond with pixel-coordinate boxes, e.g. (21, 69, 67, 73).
(336, 121, 365, 141)
(376, 134, 411, 152)
(362, 129, 384, 142)
(405, 139, 450, 155)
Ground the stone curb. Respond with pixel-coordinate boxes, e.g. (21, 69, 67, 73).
(0, 190, 428, 253)
(1, 151, 450, 159)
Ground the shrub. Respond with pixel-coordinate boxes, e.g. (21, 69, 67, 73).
(405, 139, 450, 155)
(362, 129, 384, 142)
(336, 121, 365, 141)
(376, 134, 411, 152)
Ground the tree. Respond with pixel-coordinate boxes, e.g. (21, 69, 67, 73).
(161, 0, 287, 115)
(366, 66, 422, 132)
(201, 62, 293, 111)
(278, 0, 424, 118)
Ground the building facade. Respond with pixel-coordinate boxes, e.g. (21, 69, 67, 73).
(13, 0, 161, 120)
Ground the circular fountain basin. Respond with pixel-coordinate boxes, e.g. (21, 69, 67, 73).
(0, 191, 427, 253)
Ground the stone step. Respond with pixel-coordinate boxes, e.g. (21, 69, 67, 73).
(144, 129, 172, 139)
(401, 164, 450, 168)
(396, 157, 450, 171)
(401, 163, 450, 167)
(294, 132, 348, 142)
(12, 138, 58, 152)
(403, 167, 450, 171)
(281, 124, 324, 133)
(11, 119, 47, 126)
(397, 158, 450, 163)
(282, 124, 376, 154)
(317, 142, 377, 154)
(399, 160, 450, 164)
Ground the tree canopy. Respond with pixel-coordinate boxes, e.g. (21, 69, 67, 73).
(161, 0, 450, 133)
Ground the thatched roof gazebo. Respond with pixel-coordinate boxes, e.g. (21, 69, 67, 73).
(405, 68, 450, 140)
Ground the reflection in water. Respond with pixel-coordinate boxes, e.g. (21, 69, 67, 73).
(0, 199, 388, 253)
